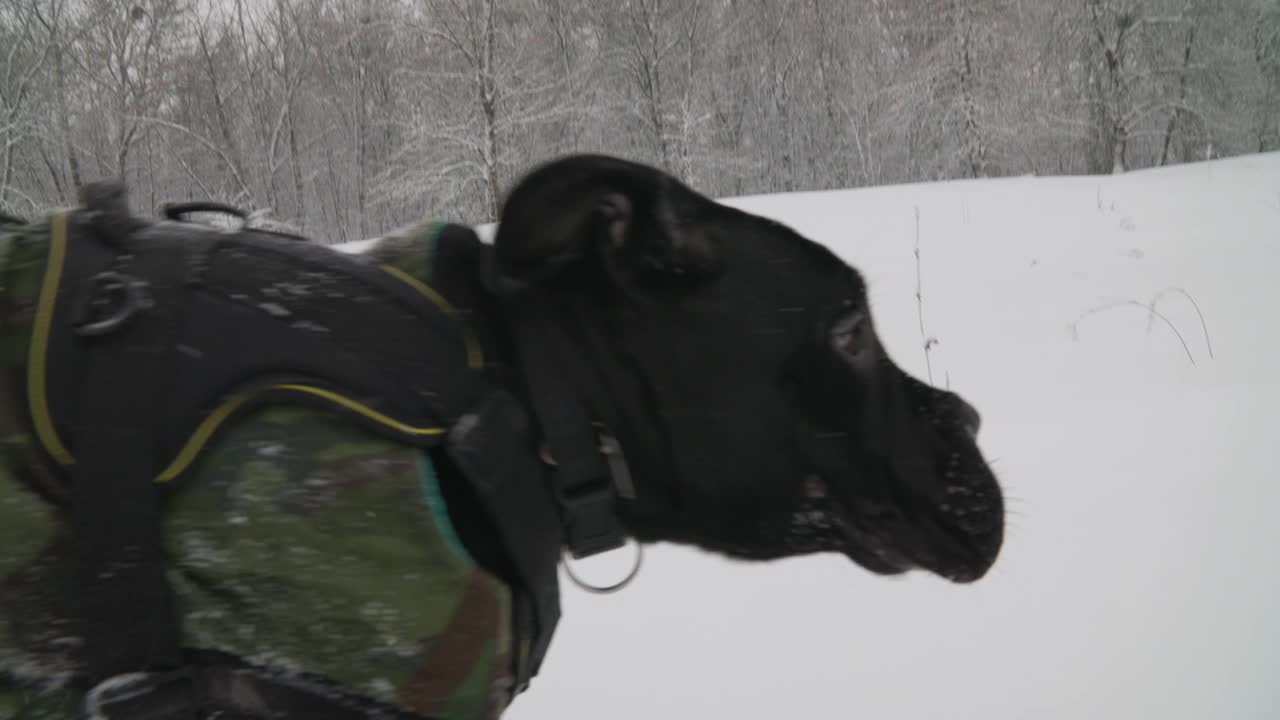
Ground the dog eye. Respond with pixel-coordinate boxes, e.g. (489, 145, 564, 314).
(829, 309, 868, 358)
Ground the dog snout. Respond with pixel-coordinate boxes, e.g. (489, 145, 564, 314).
(955, 396, 981, 437)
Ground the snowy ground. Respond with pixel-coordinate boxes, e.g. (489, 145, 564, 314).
(498, 153, 1280, 720)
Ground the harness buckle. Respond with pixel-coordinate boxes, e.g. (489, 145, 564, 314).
(559, 477, 627, 559)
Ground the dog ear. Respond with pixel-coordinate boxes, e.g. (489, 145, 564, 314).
(490, 155, 723, 295)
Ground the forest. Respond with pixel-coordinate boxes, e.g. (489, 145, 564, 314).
(2, 0, 1276, 243)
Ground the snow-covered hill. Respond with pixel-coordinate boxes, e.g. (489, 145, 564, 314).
(504, 153, 1280, 720)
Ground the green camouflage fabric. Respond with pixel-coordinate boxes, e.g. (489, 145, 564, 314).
(0, 218, 513, 720)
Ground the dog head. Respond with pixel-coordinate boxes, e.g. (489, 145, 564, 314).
(491, 155, 1003, 583)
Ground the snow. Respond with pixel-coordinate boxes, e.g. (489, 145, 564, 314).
(333, 237, 381, 254)
(499, 153, 1280, 720)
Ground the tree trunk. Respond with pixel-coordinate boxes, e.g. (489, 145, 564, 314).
(480, 0, 501, 222)
(1160, 26, 1196, 166)
(51, 14, 82, 195)
(351, 8, 370, 239)
(955, 0, 985, 178)
(1254, 14, 1280, 152)
(197, 26, 250, 202)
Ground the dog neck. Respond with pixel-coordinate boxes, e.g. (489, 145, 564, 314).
(399, 226, 673, 546)
(401, 221, 813, 561)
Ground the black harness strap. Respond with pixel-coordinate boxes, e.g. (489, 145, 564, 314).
(443, 389, 563, 690)
(72, 213, 187, 687)
(507, 294, 628, 560)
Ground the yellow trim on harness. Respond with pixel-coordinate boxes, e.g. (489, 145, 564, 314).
(153, 393, 250, 482)
(154, 383, 449, 483)
(379, 263, 484, 370)
(28, 212, 74, 466)
(271, 384, 449, 438)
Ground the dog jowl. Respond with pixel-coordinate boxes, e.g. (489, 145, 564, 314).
(492, 154, 1004, 583)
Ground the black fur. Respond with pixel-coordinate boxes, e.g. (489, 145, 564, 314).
(479, 155, 1004, 583)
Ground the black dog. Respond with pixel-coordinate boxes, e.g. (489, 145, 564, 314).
(0, 154, 1002, 719)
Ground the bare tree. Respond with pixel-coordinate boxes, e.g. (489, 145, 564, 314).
(76, 0, 191, 180)
(0, 0, 1271, 233)
(0, 0, 58, 213)
(1250, 0, 1280, 152)
(370, 0, 569, 224)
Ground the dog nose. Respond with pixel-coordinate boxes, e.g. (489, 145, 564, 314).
(956, 397, 981, 437)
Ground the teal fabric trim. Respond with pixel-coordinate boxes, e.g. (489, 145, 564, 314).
(417, 452, 475, 566)
(424, 220, 446, 261)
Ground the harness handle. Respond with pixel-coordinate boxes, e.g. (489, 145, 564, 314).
(160, 201, 248, 224)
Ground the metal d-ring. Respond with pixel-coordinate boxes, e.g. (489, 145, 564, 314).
(562, 538, 644, 595)
(75, 271, 152, 337)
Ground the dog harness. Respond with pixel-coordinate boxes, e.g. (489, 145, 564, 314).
(0, 186, 586, 718)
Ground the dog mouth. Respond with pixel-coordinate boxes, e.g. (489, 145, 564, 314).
(838, 517, 917, 575)
(785, 391, 1004, 582)
(793, 453, 1002, 584)
(830, 484, 1002, 583)
(813, 421, 1004, 584)
(840, 457, 1004, 583)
